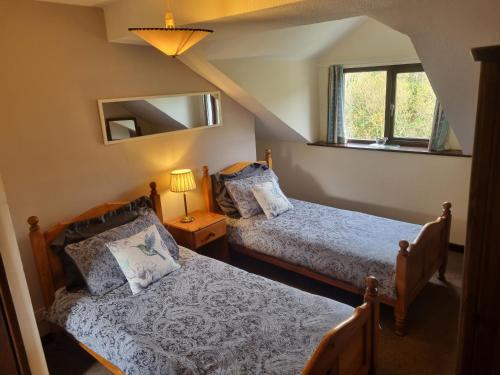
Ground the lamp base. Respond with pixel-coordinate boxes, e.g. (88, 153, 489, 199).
(180, 216, 195, 223)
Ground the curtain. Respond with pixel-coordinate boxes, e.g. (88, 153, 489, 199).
(428, 102, 449, 152)
(203, 94, 218, 125)
(327, 65, 346, 144)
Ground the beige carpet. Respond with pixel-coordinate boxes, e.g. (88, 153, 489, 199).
(43, 251, 462, 375)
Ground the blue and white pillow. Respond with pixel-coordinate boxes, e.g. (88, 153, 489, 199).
(106, 225, 180, 294)
(252, 180, 293, 219)
(224, 169, 278, 218)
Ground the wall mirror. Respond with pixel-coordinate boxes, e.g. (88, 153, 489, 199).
(98, 91, 222, 144)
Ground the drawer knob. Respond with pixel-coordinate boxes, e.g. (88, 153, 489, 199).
(206, 232, 216, 240)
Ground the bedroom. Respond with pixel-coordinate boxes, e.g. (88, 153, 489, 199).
(0, 0, 498, 374)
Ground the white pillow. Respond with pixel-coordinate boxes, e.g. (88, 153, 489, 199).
(251, 180, 293, 219)
(106, 225, 180, 294)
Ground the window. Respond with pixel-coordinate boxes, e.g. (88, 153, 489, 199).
(343, 64, 436, 146)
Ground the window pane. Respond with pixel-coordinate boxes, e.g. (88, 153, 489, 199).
(344, 71, 386, 140)
(394, 72, 436, 139)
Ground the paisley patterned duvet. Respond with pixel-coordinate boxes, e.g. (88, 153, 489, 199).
(48, 247, 354, 375)
(226, 199, 423, 299)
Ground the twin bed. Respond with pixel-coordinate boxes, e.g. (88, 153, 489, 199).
(29, 149, 450, 373)
(29, 183, 380, 375)
(202, 149, 452, 336)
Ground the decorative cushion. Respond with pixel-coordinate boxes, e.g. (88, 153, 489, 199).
(252, 181, 293, 219)
(212, 163, 270, 218)
(51, 196, 152, 291)
(224, 169, 278, 218)
(64, 209, 179, 296)
(106, 225, 180, 294)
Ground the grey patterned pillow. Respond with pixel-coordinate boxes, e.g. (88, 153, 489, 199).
(64, 209, 179, 296)
(224, 169, 278, 218)
(212, 163, 270, 218)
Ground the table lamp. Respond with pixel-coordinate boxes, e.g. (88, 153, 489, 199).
(170, 169, 196, 223)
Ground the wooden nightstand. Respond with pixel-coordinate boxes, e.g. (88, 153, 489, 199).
(166, 210, 229, 262)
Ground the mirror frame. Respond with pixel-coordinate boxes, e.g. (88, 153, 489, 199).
(97, 91, 223, 145)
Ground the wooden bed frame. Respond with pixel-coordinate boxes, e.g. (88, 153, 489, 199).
(202, 149, 452, 336)
(28, 182, 380, 375)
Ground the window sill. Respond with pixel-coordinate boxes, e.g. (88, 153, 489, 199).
(308, 141, 471, 157)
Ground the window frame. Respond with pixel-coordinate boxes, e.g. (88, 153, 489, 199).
(343, 63, 431, 147)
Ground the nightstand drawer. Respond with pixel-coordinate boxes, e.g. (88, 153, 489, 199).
(193, 220, 226, 248)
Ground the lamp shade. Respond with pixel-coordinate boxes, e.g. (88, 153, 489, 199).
(170, 169, 196, 192)
(129, 28, 212, 57)
(129, 12, 213, 57)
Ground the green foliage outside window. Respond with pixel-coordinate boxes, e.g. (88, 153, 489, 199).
(344, 71, 386, 140)
(394, 72, 436, 139)
(344, 69, 436, 141)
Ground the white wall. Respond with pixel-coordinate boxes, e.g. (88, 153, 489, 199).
(0, 0, 256, 314)
(318, 18, 419, 67)
(213, 57, 319, 141)
(258, 140, 471, 245)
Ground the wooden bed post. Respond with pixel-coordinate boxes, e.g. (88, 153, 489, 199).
(364, 276, 380, 374)
(27, 216, 55, 309)
(202, 166, 214, 212)
(302, 276, 380, 375)
(438, 202, 452, 281)
(265, 149, 273, 169)
(149, 182, 163, 223)
(394, 240, 409, 336)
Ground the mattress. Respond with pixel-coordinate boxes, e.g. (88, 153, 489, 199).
(48, 246, 354, 375)
(226, 199, 423, 299)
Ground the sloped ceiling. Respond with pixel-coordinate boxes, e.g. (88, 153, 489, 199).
(193, 16, 365, 60)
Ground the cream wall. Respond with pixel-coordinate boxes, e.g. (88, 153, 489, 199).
(257, 141, 471, 245)
(213, 57, 319, 141)
(0, 0, 256, 312)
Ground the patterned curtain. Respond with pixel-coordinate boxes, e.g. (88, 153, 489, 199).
(428, 102, 449, 152)
(327, 65, 346, 144)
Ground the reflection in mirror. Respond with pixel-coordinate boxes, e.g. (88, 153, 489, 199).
(106, 118, 141, 141)
(98, 92, 221, 144)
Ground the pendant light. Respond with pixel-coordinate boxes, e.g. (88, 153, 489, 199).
(129, 2, 213, 58)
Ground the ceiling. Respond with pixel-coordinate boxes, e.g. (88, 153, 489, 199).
(194, 17, 367, 61)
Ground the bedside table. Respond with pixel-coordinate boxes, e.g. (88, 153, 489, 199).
(166, 210, 229, 262)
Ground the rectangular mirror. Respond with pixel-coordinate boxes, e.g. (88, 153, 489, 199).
(98, 91, 222, 144)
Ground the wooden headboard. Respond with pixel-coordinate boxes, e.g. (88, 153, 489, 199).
(27, 182, 163, 309)
(202, 149, 273, 213)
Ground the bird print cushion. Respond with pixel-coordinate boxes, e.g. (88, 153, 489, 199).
(252, 180, 293, 219)
(106, 225, 180, 294)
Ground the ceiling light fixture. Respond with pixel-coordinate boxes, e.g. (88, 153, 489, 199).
(129, 3, 213, 58)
